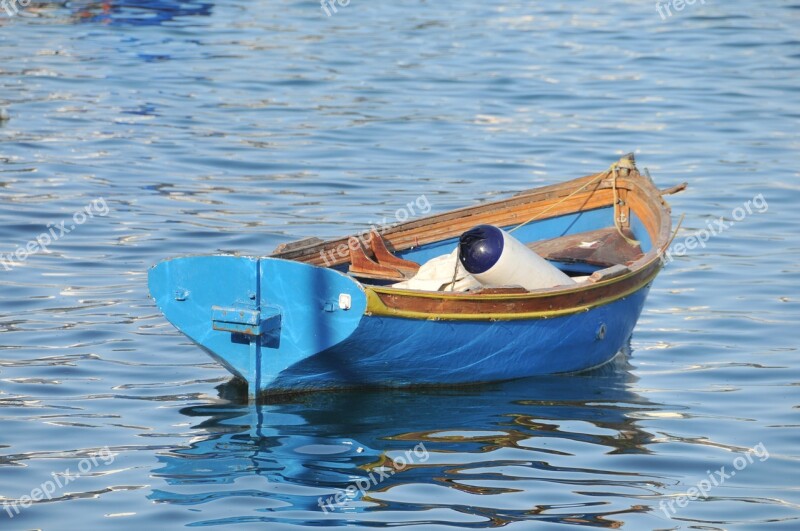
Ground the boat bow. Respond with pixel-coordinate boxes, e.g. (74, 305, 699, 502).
(148, 256, 367, 399)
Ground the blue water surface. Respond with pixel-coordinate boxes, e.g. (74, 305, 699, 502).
(0, 0, 798, 529)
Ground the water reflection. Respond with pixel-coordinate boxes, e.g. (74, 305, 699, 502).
(70, 0, 212, 25)
(150, 350, 666, 527)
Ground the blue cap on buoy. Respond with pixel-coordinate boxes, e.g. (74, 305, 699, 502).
(458, 224, 505, 274)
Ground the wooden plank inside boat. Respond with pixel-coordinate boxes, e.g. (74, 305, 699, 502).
(528, 227, 643, 268)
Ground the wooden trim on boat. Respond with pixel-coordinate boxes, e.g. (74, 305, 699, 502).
(271, 156, 674, 321)
(363, 256, 662, 320)
(273, 170, 615, 268)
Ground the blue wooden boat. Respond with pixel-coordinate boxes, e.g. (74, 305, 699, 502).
(148, 155, 682, 399)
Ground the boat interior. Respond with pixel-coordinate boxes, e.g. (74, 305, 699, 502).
(271, 156, 683, 294)
(344, 209, 646, 289)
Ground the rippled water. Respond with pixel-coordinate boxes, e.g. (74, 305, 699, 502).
(1, 0, 798, 529)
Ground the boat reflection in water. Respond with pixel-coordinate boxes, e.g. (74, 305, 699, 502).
(149, 348, 666, 527)
(70, 0, 212, 26)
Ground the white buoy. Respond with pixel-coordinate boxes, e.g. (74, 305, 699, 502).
(458, 225, 575, 291)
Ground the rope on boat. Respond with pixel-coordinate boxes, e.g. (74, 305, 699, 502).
(507, 170, 607, 234)
(509, 159, 639, 247)
(442, 158, 659, 289)
(611, 164, 641, 247)
(443, 247, 463, 292)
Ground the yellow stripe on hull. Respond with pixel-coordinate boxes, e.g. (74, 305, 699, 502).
(364, 263, 661, 321)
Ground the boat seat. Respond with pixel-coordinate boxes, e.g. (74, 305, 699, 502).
(527, 227, 643, 268)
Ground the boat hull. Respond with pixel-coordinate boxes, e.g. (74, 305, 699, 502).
(149, 255, 652, 397)
(267, 284, 651, 394)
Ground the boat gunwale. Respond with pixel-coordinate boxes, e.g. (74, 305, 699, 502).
(361, 167, 670, 318)
(271, 171, 614, 267)
(363, 264, 660, 321)
(366, 170, 672, 301)
(264, 157, 673, 320)
(272, 165, 671, 267)
(368, 252, 662, 301)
